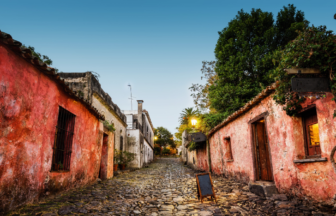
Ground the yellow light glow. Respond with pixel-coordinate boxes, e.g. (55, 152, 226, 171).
(154, 136, 158, 140)
(309, 123, 320, 146)
(191, 119, 197, 126)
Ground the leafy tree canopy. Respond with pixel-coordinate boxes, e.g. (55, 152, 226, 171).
(188, 4, 309, 130)
(154, 127, 175, 148)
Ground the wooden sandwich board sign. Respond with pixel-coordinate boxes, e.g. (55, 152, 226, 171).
(195, 173, 217, 203)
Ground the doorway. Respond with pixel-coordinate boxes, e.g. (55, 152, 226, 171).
(99, 133, 108, 180)
(252, 118, 273, 181)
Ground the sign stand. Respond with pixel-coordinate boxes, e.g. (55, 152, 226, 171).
(195, 172, 217, 203)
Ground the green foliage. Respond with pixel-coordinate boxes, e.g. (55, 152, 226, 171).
(199, 112, 228, 131)
(272, 26, 336, 116)
(188, 141, 200, 151)
(179, 107, 200, 125)
(154, 146, 161, 155)
(114, 149, 121, 164)
(189, 61, 217, 111)
(118, 151, 136, 165)
(210, 5, 307, 116)
(22, 45, 59, 72)
(155, 127, 175, 148)
(162, 147, 170, 155)
(103, 120, 116, 132)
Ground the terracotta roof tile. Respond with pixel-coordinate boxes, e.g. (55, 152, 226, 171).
(207, 82, 278, 137)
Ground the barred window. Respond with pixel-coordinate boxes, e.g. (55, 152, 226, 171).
(52, 106, 76, 171)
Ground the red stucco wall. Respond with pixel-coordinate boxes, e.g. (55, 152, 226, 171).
(208, 93, 336, 204)
(0, 43, 103, 212)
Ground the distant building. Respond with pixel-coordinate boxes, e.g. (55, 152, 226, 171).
(123, 100, 154, 168)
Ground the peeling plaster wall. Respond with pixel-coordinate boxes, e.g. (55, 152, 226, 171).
(187, 149, 197, 169)
(143, 140, 153, 164)
(92, 95, 126, 152)
(0, 44, 103, 213)
(208, 93, 336, 203)
(126, 129, 141, 168)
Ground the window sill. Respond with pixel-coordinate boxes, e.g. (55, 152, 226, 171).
(226, 159, 234, 162)
(51, 170, 70, 173)
(293, 157, 327, 163)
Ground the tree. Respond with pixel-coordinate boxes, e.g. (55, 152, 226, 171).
(154, 127, 175, 149)
(190, 4, 308, 130)
(189, 61, 217, 111)
(179, 107, 199, 125)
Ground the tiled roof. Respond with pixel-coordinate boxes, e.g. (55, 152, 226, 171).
(0, 31, 105, 120)
(207, 83, 278, 137)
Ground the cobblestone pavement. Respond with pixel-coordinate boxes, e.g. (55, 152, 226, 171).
(9, 158, 336, 216)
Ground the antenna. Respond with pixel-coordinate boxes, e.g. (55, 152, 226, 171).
(128, 84, 136, 110)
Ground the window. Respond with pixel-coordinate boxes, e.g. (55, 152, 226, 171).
(302, 108, 321, 157)
(120, 136, 124, 151)
(52, 106, 76, 171)
(224, 137, 233, 161)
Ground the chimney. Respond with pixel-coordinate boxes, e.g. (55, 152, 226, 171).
(137, 100, 144, 127)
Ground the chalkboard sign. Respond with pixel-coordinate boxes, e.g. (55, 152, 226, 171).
(196, 173, 217, 203)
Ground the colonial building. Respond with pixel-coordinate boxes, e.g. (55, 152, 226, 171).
(59, 72, 128, 178)
(123, 100, 154, 168)
(205, 83, 336, 204)
(0, 31, 109, 213)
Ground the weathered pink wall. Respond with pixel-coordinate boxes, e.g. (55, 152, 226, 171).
(0, 43, 103, 212)
(208, 93, 336, 204)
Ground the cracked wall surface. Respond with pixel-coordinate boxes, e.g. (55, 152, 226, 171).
(0, 43, 104, 213)
(208, 92, 336, 204)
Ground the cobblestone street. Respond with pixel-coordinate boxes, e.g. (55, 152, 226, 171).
(9, 158, 334, 216)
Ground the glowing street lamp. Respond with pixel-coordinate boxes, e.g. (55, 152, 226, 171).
(191, 119, 197, 128)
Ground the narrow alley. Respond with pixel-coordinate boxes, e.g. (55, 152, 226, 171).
(8, 158, 326, 216)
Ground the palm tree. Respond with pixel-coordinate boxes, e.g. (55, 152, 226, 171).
(179, 107, 199, 125)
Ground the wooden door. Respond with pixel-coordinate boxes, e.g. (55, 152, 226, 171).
(304, 110, 321, 157)
(253, 120, 273, 181)
(99, 134, 108, 180)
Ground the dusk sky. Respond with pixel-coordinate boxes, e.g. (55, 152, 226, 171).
(2, 0, 335, 135)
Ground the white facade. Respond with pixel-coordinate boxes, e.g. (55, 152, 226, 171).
(123, 100, 154, 168)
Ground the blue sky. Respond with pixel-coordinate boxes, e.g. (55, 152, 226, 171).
(1, 0, 336, 135)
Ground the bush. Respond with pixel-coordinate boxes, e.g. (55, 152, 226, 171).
(162, 147, 170, 155)
(120, 151, 136, 166)
(154, 146, 161, 155)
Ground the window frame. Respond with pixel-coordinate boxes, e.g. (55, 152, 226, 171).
(224, 137, 233, 161)
(301, 107, 321, 158)
(51, 106, 76, 172)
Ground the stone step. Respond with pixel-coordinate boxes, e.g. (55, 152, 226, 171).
(248, 181, 278, 197)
